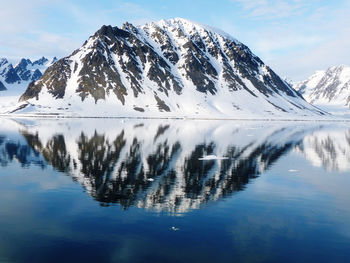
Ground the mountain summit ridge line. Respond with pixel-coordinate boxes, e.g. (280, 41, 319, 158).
(15, 18, 325, 118)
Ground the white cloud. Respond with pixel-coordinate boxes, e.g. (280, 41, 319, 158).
(268, 3, 350, 80)
(0, 32, 80, 60)
(269, 26, 350, 81)
(0, 0, 72, 59)
(224, 0, 350, 80)
(231, 0, 320, 19)
(253, 32, 325, 58)
(0, 0, 44, 33)
(0, 0, 158, 60)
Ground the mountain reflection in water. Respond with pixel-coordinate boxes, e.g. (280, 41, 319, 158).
(296, 128, 350, 171)
(1, 119, 350, 213)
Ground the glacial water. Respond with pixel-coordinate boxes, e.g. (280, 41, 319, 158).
(1, 118, 350, 263)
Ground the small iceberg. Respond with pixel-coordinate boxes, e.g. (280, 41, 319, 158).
(171, 226, 180, 231)
(198, 155, 229, 160)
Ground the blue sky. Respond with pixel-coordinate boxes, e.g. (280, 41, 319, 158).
(1, 0, 349, 80)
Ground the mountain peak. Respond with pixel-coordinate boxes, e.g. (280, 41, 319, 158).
(143, 18, 240, 45)
(294, 64, 350, 107)
(166, 17, 203, 28)
(16, 58, 32, 69)
(16, 19, 325, 118)
(96, 24, 114, 36)
(32, 57, 49, 66)
(0, 57, 54, 92)
(0, 58, 8, 67)
(328, 64, 348, 71)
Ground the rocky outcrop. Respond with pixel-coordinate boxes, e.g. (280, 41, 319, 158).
(20, 58, 71, 101)
(0, 80, 6, 91)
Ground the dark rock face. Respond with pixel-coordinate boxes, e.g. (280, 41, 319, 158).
(19, 81, 42, 101)
(19, 18, 313, 115)
(31, 69, 43, 81)
(0, 58, 8, 68)
(4, 66, 21, 84)
(154, 94, 171, 112)
(0, 80, 6, 91)
(16, 59, 33, 81)
(32, 57, 48, 66)
(77, 36, 127, 103)
(20, 58, 71, 101)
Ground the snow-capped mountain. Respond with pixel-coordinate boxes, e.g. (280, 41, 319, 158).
(14, 18, 325, 118)
(0, 57, 57, 90)
(294, 65, 350, 115)
(0, 57, 57, 111)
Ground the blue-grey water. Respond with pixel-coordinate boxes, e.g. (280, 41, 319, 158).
(1, 118, 350, 263)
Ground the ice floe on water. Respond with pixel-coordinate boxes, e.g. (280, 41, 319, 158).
(198, 155, 229, 160)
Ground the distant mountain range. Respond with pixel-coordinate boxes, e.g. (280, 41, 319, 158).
(294, 65, 350, 115)
(7, 18, 325, 118)
(0, 57, 57, 111)
(0, 57, 57, 91)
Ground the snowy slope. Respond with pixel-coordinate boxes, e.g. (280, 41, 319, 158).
(11, 18, 326, 119)
(0, 57, 57, 112)
(294, 65, 350, 116)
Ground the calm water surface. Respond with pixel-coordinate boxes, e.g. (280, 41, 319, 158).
(1, 118, 350, 263)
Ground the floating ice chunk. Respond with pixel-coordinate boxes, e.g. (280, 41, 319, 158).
(198, 155, 229, 160)
(171, 226, 179, 231)
(147, 178, 154, 182)
(288, 169, 299, 172)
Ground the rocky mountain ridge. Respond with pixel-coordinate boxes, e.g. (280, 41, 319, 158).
(0, 57, 57, 90)
(0, 56, 57, 112)
(294, 65, 350, 107)
(15, 18, 325, 118)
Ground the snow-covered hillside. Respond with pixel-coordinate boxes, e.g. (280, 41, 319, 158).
(0, 57, 57, 111)
(8, 18, 326, 118)
(294, 65, 350, 116)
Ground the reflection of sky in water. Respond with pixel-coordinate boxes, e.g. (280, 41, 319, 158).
(0, 119, 350, 262)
